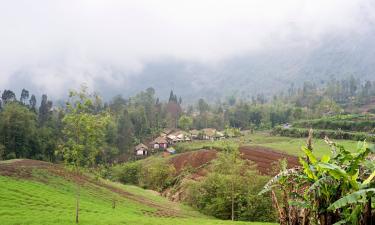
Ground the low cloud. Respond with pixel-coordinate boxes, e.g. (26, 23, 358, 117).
(0, 0, 373, 98)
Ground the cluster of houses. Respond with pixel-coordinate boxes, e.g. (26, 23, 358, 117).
(134, 128, 226, 158)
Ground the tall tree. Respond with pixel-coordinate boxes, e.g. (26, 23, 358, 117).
(0, 103, 38, 159)
(29, 94, 37, 112)
(58, 86, 110, 223)
(116, 109, 134, 154)
(38, 94, 53, 126)
(178, 115, 193, 131)
(20, 89, 29, 105)
(1, 90, 16, 104)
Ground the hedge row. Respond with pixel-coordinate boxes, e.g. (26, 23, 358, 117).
(271, 126, 375, 142)
(292, 119, 375, 133)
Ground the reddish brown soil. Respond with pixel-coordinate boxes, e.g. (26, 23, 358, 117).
(239, 146, 299, 174)
(169, 146, 299, 177)
(0, 159, 183, 218)
(170, 149, 217, 173)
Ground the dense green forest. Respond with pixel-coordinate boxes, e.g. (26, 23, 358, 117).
(0, 77, 374, 162)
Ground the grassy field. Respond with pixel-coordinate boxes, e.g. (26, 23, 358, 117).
(0, 160, 276, 225)
(176, 131, 367, 158)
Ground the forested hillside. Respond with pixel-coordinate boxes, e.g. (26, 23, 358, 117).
(0, 76, 374, 162)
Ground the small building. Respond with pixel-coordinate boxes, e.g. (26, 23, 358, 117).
(167, 130, 191, 144)
(150, 136, 168, 149)
(167, 134, 178, 144)
(214, 131, 225, 140)
(201, 128, 217, 140)
(135, 143, 149, 156)
(190, 129, 199, 139)
(160, 128, 173, 137)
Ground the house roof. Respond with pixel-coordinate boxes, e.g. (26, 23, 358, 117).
(152, 136, 168, 144)
(202, 128, 217, 137)
(190, 129, 199, 135)
(135, 143, 148, 151)
(215, 131, 224, 137)
(161, 128, 173, 135)
(167, 134, 177, 141)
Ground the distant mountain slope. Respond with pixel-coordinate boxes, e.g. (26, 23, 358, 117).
(4, 24, 375, 102)
(116, 29, 375, 102)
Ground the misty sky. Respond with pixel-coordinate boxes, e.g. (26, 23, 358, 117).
(0, 0, 374, 98)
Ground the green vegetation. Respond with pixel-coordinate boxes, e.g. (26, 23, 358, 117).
(110, 146, 275, 222)
(260, 136, 375, 225)
(175, 132, 359, 158)
(272, 126, 375, 142)
(1, 76, 375, 163)
(185, 147, 275, 222)
(0, 162, 275, 225)
(0, 77, 374, 224)
(112, 157, 176, 192)
(292, 114, 375, 133)
(272, 113, 375, 143)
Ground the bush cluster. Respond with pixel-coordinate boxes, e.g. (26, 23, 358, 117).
(110, 152, 276, 222)
(111, 157, 176, 192)
(293, 117, 375, 133)
(272, 126, 375, 142)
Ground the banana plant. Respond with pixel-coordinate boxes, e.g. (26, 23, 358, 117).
(260, 136, 375, 225)
(300, 141, 374, 225)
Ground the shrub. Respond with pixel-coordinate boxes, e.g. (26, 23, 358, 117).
(112, 161, 141, 185)
(184, 151, 276, 222)
(272, 126, 375, 142)
(138, 158, 176, 191)
(292, 115, 375, 133)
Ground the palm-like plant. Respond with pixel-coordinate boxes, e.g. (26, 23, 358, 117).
(260, 135, 375, 225)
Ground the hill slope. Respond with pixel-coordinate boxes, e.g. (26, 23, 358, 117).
(0, 159, 275, 225)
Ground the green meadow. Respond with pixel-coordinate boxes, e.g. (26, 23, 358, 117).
(176, 131, 363, 158)
(0, 162, 276, 225)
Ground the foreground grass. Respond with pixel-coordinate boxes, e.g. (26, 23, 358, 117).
(0, 168, 276, 225)
(176, 131, 365, 158)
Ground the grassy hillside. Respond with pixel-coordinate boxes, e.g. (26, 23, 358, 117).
(175, 132, 361, 158)
(0, 159, 276, 225)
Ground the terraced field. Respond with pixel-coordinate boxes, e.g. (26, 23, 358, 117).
(175, 132, 360, 158)
(169, 147, 298, 176)
(0, 159, 276, 225)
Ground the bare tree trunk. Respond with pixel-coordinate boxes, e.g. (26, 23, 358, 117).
(112, 198, 116, 209)
(76, 183, 80, 223)
(282, 189, 290, 225)
(231, 171, 235, 221)
(231, 194, 234, 221)
(364, 197, 372, 225)
(75, 168, 80, 224)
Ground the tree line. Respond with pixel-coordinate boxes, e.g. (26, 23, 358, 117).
(0, 76, 374, 163)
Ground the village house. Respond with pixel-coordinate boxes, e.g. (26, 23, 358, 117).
(150, 136, 168, 150)
(134, 143, 149, 156)
(167, 130, 191, 144)
(189, 129, 199, 140)
(160, 128, 173, 137)
(201, 128, 217, 140)
(214, 131, 225, 140)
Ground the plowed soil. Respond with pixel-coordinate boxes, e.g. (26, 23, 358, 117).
(239, 146, 299, 174)
(169, 146, 299, 176)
